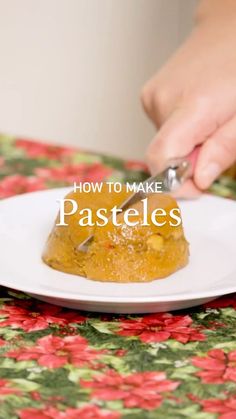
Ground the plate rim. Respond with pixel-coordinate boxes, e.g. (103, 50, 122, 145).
(0, 187, 235, 304)
(0, 276, 235, 303)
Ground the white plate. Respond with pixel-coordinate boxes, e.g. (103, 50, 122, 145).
(0, 187, 235, 313)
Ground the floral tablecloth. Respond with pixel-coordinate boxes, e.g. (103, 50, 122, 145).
(0, 134, 236, 419)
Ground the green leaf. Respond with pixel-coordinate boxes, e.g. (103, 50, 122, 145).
(101, 155, 125, 171)
(214, 341, 236, 350)
(101, 354, 128, 373)
(106, 171, 126, 183)
(66, 365, 95, 383)
(220, 307, 236, 318)
(0, 401, 19, 419)
(11, 378, 40, 392)
(178, 404, 215, 419)
(170, 365, 198, 381)
(0, 134, 15, 143)
(0, 328, 21, 340)
(166, 340, 199, 351)
(90, 321, 118, 335)
(7, 291, 31, 300)
(122, 411, 149, 419)
(0, 358, 36, 370)
(72, 153, 102, 164)
(105, 400, 123, 410)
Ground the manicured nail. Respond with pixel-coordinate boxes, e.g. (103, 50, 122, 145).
(200, 163, 221, 188)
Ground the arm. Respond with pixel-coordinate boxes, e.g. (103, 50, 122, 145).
(142, 0, 236, 197)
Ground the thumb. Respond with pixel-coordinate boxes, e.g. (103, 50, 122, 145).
(194, 115, 236, 189)
(146, 101, 218, 174)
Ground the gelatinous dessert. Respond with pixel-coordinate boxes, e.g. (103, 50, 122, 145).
(42, 184, 189, 282)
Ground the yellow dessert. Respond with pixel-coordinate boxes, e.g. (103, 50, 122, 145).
(42, 184, 189, 282)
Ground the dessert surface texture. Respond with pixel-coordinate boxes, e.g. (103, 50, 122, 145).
(43, 185, 189, 282)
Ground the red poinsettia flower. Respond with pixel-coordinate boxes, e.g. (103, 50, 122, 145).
(114, 349, 127, 357)
(0, 379, 21, 396)
(204, 294, 236, 310)
(0, 301, 86, 332)
(0, 338, 5, 346)
(6, 334, 105, 368)
(206, 320, 225, 330)
(19, 405, 120, 419)
(30, 391, 42, 401)
(117, 313, 205, 344)
(199, 396, 236, 419)
(82, 163, 113, 183)
(80, 369, 180, 410)
(15, 139, 75, 160)
(124, 160, 148, 172)
(0, 175, 46, 198)
(35, 163, 112, 183)
(29, 391, 63, 403)
(192, 349, 236, 384)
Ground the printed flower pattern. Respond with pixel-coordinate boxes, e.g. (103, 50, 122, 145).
(35, 164, 113, 184)
(117, 313, 206, 343)
(200, 396, 236, 419)
(192, 349, 236, 384)
(204, 294, 236, 310)
(0, 174, 46, 198)
(19, 405, 120, 419)
(0, 379, 21, 396)
(188, 395, 236, 419)
(0, 301, 86, 332)
(81, 370, 180, 410)
(6, 334, 106, 368)
(0, 135, 235, 418)
(15, 138, 75, 160)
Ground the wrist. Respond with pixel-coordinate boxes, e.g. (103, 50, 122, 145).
(195, 0, 236, 25)
(192, 0, 236, 41)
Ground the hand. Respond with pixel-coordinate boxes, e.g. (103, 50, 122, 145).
(141, 1, 236, 197)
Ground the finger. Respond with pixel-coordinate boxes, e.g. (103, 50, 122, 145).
(171, 179, 202, 199)
(146, 100, 219, 175)
(141, 78, 178, 128)
(194, 115, 236, 189)
(171, 148, 202, 199)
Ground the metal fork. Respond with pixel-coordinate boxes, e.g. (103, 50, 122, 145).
(77, 158, 191, 252)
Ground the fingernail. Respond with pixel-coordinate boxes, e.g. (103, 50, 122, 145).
(200, 163, 221, 188)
